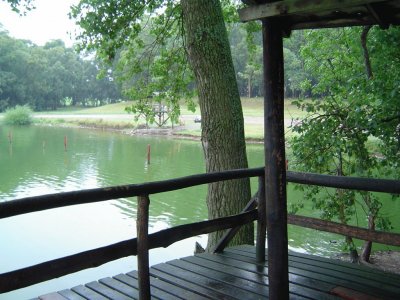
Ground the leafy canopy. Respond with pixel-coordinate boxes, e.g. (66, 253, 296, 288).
(70, 1, 195, 126)
(290, 27, 400, 246)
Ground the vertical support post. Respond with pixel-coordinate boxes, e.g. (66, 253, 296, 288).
(147, 144, 151, 165)
(262, 16, 289, 300)
(137, 195, 150, 300)
(256, 175, 266, 262)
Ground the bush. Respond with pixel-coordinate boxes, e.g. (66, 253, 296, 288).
(3, 105, 34, 125)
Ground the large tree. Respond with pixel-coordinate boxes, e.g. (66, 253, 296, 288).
(181, 0, 252, 249)
(69, 0, 253, 250)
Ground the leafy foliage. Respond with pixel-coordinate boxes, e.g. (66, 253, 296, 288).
(70, 1, 196, 125)
(290, 27, 399, 255)
(3, 0, 34, 15)
(0, 30, 122, 111)
(3, 105, 33, 125)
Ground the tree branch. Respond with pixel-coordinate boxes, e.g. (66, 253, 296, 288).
(361, 25, 373, 79)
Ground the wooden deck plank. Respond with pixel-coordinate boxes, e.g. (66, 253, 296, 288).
(152, 263, 249, 299)
(235, 245, 400, 293)
(99, 277, 138, 299)
(71, 284, 109, 300)
(172, 257, 328, 300)
(37, 246, 400, 300)
(184, 255, 339, 300)
(223, 246, 400, 299)
(198, 251, 343, 293)
(167, 258, 270, 298)
(57, 289, 86, 300)
(227, 246, 396, 283)
(38, 292, 68, 300)
(124, 272, 207, 300)
(85, 280, 133, 300)
(147, 267, 228, 299)
(235, 245, 400, 284)
(220, 250, 398, 299)
(116, 271, 191, 300)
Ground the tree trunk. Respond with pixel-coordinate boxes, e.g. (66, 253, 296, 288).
(361, 193, 377, 263)
(181, 0, 253, 251)
(337, 150, 358, 263)
(361, 215, 375, 262)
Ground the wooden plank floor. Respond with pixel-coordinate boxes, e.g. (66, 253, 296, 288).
(35, 245, 400, 300)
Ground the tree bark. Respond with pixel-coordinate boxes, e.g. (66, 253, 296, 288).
(181, 0, 253, 250)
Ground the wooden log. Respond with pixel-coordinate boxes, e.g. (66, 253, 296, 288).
(287, 172, 400, 194)
(0, 167, 264, 219)
(288, 214, 400, 246)
(263, 13, 289, 300)
(137, 195, 150, 300)
(0, 210, 257, 293)
(150, 209, 257, 249)
(256, 176, 266, 262)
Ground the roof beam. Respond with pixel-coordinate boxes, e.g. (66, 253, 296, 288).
(367, 3, 389, 28)
(239, 0, 387, 22)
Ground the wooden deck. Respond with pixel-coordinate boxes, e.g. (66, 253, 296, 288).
(35, 245, 400, 300)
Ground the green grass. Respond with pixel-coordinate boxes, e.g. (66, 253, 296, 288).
(34, 97, 307, 140)
(42, 98, 305, 117)
(34, 101, 135, 115)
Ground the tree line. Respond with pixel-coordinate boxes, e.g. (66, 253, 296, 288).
(0, 29, 122, 111)
(0, 16, 310, 115)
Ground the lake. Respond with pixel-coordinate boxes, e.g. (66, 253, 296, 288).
(1, 125, 399, 299)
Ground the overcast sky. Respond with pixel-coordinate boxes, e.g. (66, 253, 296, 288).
(0, 0, 79, 47)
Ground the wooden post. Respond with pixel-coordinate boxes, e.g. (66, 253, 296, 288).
(256, 176, 266, 262)
(64, 136, 68, 152)
(8, 131, 12, 145)
(262, 15, 289, 300)
(147, 144, 151, 164)
(137, 195, 150, 300)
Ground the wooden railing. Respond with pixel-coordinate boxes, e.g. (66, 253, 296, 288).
(0, 167, 399, 297)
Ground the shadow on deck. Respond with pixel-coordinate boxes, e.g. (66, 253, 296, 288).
(37, 245, 400, 300)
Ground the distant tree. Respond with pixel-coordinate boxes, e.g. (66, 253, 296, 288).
(0, 25, 122, 110)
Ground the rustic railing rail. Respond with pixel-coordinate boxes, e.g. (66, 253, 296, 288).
(0, 167, 399, 296)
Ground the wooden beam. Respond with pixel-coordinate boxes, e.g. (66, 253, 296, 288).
(367, 3, 389, 28)
(287, 172, 400, 194)
(263, 15, 289, 300)
(288, 214, 400, 246)
(239, 0, 387, 22)
(212, 191, 258, 253)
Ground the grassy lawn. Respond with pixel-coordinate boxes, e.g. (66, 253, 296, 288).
(33, 97, 306, 140)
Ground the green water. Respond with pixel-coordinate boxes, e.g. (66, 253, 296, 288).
(1, 125, 399, 299)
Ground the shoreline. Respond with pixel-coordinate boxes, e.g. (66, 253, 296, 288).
(34, 118, 265, 144)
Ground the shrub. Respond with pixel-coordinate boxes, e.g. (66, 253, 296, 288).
(3, 105, 34, 125)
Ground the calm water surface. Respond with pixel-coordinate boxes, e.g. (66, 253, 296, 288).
(1, 125, 399, 299)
